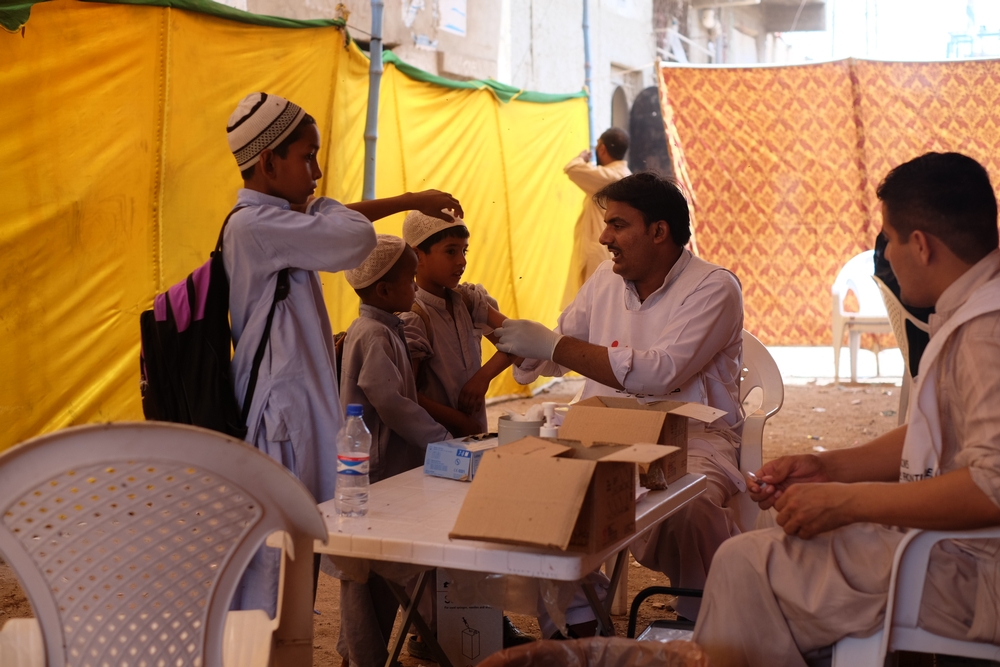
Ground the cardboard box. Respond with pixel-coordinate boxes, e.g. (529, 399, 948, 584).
(424, 436, 499, 482)
(436, 569, 502, 666)
(559, 396, 726, 487)
(449, 437, 681, 552)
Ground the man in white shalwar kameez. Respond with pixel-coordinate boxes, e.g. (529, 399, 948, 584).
(561, 128, 632, 308)
(495, 171, 745, 629)
(693, 152, 1000, 667)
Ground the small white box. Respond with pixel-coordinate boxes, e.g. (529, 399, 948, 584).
(436, 568, 502, 666)
(424, 436, 498, 482)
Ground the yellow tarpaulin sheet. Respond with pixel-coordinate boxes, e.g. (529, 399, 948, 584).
(658, 58, 1000, 346)
(0, 0, 588, 451)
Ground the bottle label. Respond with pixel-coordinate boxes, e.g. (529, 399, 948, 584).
(337, 455, 370, 475)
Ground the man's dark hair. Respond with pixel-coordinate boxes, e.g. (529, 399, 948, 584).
(240, 114, 317, 180)
(877, 152, 999, 264)
(594, 171, 691, 246)
(599, 128, 629, 161)
(416, 225, 470, 254)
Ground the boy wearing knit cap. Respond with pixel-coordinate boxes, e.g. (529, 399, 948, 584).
(400, 212, 512, 436)
(338, 235, 450, 667)
(223, 92, 462, 615)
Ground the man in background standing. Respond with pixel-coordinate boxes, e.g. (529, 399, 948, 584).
(562, 127, 631, 307)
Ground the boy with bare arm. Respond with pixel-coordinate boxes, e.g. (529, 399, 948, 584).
(400, 213, 512, 436)
(398, 213, 534, 650)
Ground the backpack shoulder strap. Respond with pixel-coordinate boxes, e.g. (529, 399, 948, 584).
(240, 268, 290, 430)
(214, 206, 246, 255)
(217, 205, 290, 432)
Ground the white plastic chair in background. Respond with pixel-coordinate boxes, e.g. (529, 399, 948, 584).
(872, 275, 931, 425)
(831, 250, 892, 383)
(0, 422, 328, 667)
(731, 329, 784, 532)
(833, 527, 1000, 666)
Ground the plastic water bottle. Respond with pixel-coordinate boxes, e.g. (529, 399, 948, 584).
(335, 404, 371, 517)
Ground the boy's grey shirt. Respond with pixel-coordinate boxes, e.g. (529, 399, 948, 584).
(400, 283, 497, 432)
(340, 304, 450, 483)
(224, 188, 375, 504)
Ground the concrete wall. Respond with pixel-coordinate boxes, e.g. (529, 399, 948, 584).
(505, 0, 656, 142)
(240, 0, 656, 146)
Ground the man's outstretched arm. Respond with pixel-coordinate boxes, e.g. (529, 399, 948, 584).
(493, 319, 623, 389)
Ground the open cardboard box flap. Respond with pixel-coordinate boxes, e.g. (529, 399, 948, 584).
(449, 450, 594, 550)
(573, 395, 726, 424)
(450, 437, 680, 551)
(599, 443, 681, 473)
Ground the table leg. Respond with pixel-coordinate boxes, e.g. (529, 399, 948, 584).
(582, 581, 616, 637)
(603, 553, 628, 615)
(604, 549, 628, 618)
(384, 572, 453, 667)
(582, 548, 629, 637)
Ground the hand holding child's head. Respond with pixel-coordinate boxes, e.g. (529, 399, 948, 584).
(409, 189, 464, 221)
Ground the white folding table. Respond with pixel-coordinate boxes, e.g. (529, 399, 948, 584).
(315, 468, 705, 667)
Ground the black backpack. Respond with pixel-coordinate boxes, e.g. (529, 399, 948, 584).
(139, 208, 289, 439)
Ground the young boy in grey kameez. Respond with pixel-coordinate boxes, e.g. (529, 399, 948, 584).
(337, 235, 450, 667)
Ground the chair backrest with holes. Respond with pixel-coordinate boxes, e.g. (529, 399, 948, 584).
(732, 330, 784, 531)
(872, 275, 930, 368)
(833, 250, 889, 319)
(0, 422, 326, 667)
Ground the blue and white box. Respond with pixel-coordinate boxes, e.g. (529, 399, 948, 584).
(424, 436, 498, 482)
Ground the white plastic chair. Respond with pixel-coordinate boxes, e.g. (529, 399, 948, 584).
(627, 330, 785, 639)
(732, 329, 784, 532)
(833, 527, 1000, 665)
(0, 422, 328, 667)
(872, 275, 931, 425)
(832, 250, 892, 383)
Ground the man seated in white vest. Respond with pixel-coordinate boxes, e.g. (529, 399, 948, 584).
(693, 151, 1000, 667)
(494, 171, 745, 632)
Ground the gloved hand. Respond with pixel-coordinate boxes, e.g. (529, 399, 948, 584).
(494, 319, 564, 361)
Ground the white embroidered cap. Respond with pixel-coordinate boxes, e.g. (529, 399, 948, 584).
(345, 235, 408, 289)
(227, 92, 307, 170)
(402, 210, 467, 247)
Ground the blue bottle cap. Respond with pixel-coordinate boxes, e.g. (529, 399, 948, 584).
(346, 404, 364, 417)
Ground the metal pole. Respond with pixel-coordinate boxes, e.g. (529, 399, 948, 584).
(362, 0, 384, 201)
(582, 0, 596, 159)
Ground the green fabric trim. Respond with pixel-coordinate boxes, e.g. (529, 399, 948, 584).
(382, 50, 586, 104)
(0, 0, 47, 32)
(78, 0, 346, 29)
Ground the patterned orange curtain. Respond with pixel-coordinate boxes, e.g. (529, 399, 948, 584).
(658, 58, 1000, 346)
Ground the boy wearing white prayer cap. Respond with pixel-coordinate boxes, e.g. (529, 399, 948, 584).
(338, 234, 450, 667)
(222, 92, 462, 615)
(400, 212, 512, 437)
(398, 214, 536, 653)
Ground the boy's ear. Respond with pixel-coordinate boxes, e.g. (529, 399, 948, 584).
(258, 148, 277, 178)
(374, 280, 390, 299)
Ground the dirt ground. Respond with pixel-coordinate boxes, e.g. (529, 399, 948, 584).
(0, 378, 903, 665)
